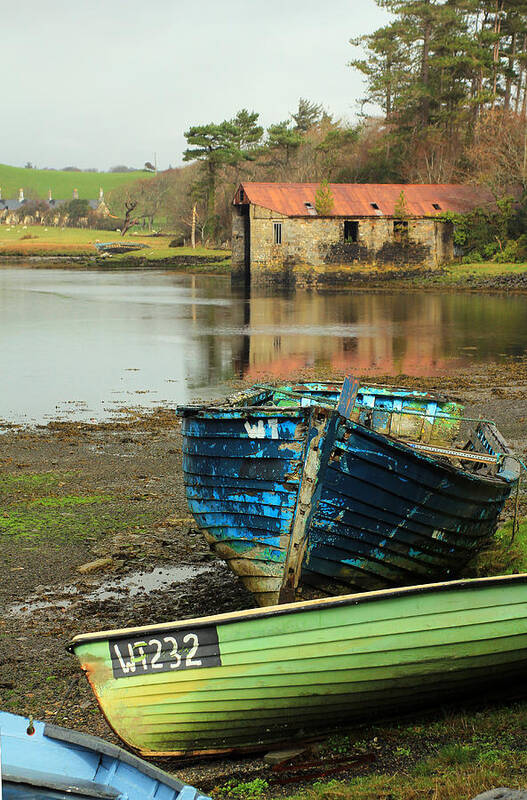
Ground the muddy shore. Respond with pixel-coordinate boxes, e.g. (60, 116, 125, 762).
(1, 364, 526, 793)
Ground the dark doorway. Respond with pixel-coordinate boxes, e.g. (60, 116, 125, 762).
(344, 220, 359, 242)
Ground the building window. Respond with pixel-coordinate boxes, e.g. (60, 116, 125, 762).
(304, 201, 317, 216)
(432, 202, 441, 210)
(393, 219, 409, 240)
(370, 202, 379, 210)
(273, 222, 282, 244)
(344, 220, 359, 242)
(239, 188, 245, 202)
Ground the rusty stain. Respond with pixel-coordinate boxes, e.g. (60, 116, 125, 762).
(270, 751, 376, 784)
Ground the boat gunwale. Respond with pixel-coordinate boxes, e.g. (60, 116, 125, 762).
(178, 407, 518, 488)
(67, 573, 527, 650)
(0, 711, 193, 795)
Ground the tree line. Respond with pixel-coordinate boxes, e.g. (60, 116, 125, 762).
(110, 99, 364, 243)
(106, 1, 527, 257)
(351, 0, 527, 187)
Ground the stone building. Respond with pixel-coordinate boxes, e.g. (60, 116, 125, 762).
(231, 182, 492, 285)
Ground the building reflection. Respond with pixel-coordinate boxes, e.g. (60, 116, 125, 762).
(230, 286, 468, 379)
(184, 278, 526, 391)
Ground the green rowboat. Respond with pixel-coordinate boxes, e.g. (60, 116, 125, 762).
(68, 574, 527, 758)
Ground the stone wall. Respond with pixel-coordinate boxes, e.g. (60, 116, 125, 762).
(231, 206, 246, 280)
(232, 203, 454, 285)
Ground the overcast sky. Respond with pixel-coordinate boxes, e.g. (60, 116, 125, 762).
(2, 0, 390, 171)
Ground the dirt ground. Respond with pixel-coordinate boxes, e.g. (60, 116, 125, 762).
(1, 364, 526, 793)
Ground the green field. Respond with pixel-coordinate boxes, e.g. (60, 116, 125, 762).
(0, 226, 231, 269)
(0, 163, 150, 200)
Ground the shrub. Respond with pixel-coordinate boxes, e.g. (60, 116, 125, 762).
(216, 779, 269, 800)
(516, 233, 527, 260)
(483, 242, 499, 258)
(495, 239, 519, 263)
(315, 179, 334, 215)
(462, 250, 484, 263)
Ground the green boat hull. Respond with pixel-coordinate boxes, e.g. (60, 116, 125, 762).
(69, 575, 527, 758)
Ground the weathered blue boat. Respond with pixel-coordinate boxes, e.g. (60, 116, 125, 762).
(0, 710, 209, 799)
(94, 241, 149, 255)
(178, 382, 519, 606)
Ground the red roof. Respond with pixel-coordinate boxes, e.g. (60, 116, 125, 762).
(234, 182, 495, 218)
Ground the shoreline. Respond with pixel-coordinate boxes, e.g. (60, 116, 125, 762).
(2, 254, 527, 290)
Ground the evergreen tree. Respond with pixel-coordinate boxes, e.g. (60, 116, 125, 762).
(182, 121, 240, 234)
(291, 98, 325, 132)
(230, 109, 264, 154)
(349, 0, 527, 180)
(314, 180, 334, 215)
(393, 189, 410, 218)
(266, 121, 303, 164)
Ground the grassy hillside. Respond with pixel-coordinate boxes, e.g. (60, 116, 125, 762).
(0, 163, 150, 200)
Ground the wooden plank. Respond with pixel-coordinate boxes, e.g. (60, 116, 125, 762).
(408, 441, 498, 464)
(336, 376, 360, 419)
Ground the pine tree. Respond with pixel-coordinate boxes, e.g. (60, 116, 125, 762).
(291, 98, 325, 132)
(266, 121, 303, 165)
(183, 121, 241, 235)
(230, 109, 264, 154)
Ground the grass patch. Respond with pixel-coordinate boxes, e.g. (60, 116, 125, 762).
(281, 766, 526, 800)
(0, 471, 69, 498)
(0, 225, 230, 264)
(0, 163, 150, 199)
(0, 500, 158, 542)
(470, 515, 527, 576)
(446, 261, 527, 277)
(259, 704, 527, 800)
(216, 779, 269, 800)
(0, 498, 116, 540)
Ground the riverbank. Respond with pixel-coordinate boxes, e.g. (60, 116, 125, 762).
(289, 262, 527, 291)
(3, 226, 527, 287)
(0, 227, 231, 271)
(1, 365, 526, 798)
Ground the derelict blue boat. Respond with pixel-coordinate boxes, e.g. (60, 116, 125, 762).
(178, 382, 518, 606)
(94, 241, 149, 255)
(0, 710, 209, 800)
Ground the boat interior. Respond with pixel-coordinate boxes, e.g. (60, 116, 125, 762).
(227, 381, 518, 482)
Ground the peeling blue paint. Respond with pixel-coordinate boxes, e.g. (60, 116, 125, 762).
(177, 383, 518, 605)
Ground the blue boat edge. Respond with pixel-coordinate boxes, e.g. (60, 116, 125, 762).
(0, 710, 210, 800)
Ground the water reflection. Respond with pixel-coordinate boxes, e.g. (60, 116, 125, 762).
(229, 285, 527, 380)
(0, 267, 526, 424)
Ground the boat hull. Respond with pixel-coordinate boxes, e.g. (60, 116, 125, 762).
(302, 418, 514, 595)
(69, 575, 527, 758)
(181, 405, 336, 606)
(179, 385, 516, 605)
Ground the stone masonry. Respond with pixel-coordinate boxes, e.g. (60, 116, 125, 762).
(231, 203, 454, 286)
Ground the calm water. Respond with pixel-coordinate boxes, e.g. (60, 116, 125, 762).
(1, 266, 526, 425)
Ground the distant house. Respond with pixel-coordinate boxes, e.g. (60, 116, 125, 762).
(232, 182, 494, 285)
(0, 187, 110, 225)
(88, 188, 110, 217)
(0, 189, 32, 224)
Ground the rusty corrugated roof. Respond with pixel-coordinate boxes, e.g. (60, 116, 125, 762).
(234, 182, 496, 217)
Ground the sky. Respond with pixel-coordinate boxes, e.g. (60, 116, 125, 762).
(2, 0, 390, 171)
